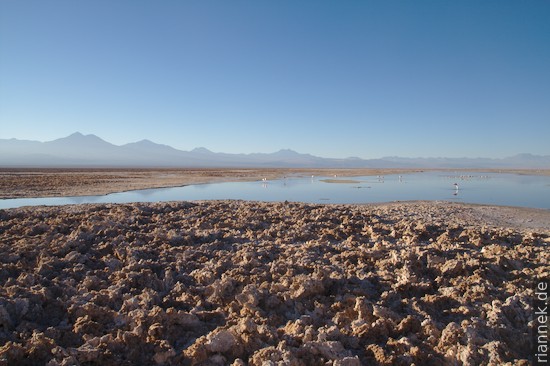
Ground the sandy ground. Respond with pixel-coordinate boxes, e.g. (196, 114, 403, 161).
(0, 200, 548, 365)
(0, 168, 425, 199)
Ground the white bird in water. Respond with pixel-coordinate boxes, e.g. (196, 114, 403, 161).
(452, 183, 460, 196)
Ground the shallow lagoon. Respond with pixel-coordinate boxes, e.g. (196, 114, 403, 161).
(1, 171, 549, 209)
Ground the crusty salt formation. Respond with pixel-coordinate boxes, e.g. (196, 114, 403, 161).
(0, 200, 548, 365)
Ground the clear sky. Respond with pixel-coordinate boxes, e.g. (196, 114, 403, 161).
(1, 1, 549, 159)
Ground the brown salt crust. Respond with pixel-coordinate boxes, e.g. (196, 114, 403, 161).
(365, 201, 550, 232)
(0, 200, 548, 365)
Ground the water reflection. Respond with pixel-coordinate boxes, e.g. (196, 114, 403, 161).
(1, 171, 549, 209)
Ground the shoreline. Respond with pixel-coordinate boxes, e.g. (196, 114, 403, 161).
(361, 200, 550, 232)
(1, 167, 549, 200)
(0, 200, 548, 364)
(2, 198, 550, 232)
(0, 168, 423, 199)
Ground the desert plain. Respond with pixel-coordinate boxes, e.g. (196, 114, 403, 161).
(0, 168, 549, 365)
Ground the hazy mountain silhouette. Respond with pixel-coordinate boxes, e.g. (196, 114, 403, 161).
(1, 132, 549, 168)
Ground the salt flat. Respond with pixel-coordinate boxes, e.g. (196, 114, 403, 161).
(0, 200, 548, 365)
(0, 168, 423, 199)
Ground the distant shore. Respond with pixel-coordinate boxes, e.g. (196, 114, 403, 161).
(0, 168, 422, 199)
(1, 167, 549, 200)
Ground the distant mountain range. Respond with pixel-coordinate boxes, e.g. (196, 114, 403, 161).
(1, 132, 549, 169)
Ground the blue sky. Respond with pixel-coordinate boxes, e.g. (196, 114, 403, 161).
(1, 1, 549, 159)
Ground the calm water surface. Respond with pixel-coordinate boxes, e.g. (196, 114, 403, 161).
(1, 171, 549, 209)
